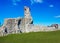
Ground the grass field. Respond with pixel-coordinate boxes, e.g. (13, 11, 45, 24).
(0, 31, 60, 43)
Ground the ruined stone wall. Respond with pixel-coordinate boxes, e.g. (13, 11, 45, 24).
(0, 6, 60, 37)
(4, 19, 16, 33)
(2, 17, 23, 34)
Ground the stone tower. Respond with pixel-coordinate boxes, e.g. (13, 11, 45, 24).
(19, 6, 33, 33)
(24, 6, 33, 32)
(24, 6, 31, 18)
(24, 6, 32, 24)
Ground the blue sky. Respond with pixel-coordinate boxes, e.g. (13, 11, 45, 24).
(0, 0, 60, 26)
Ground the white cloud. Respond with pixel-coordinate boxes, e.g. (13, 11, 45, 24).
(54, 15, 60, 18)
(13, 2, 17, 6)
(12, 0, 21, 2)
(12, 0, 21, 5)
(11, 0, 43, 5)
(49, 5, 54, 7)
(31, 0, 43, 5)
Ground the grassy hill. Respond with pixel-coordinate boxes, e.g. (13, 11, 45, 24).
(0, 31, 60, 43)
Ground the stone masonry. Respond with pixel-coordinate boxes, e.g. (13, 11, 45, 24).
(0, 6, 60, 36)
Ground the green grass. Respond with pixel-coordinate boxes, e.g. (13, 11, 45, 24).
(0, 31, 60, 43)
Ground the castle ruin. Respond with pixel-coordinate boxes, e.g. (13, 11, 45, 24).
(0, 6, 60, 36)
